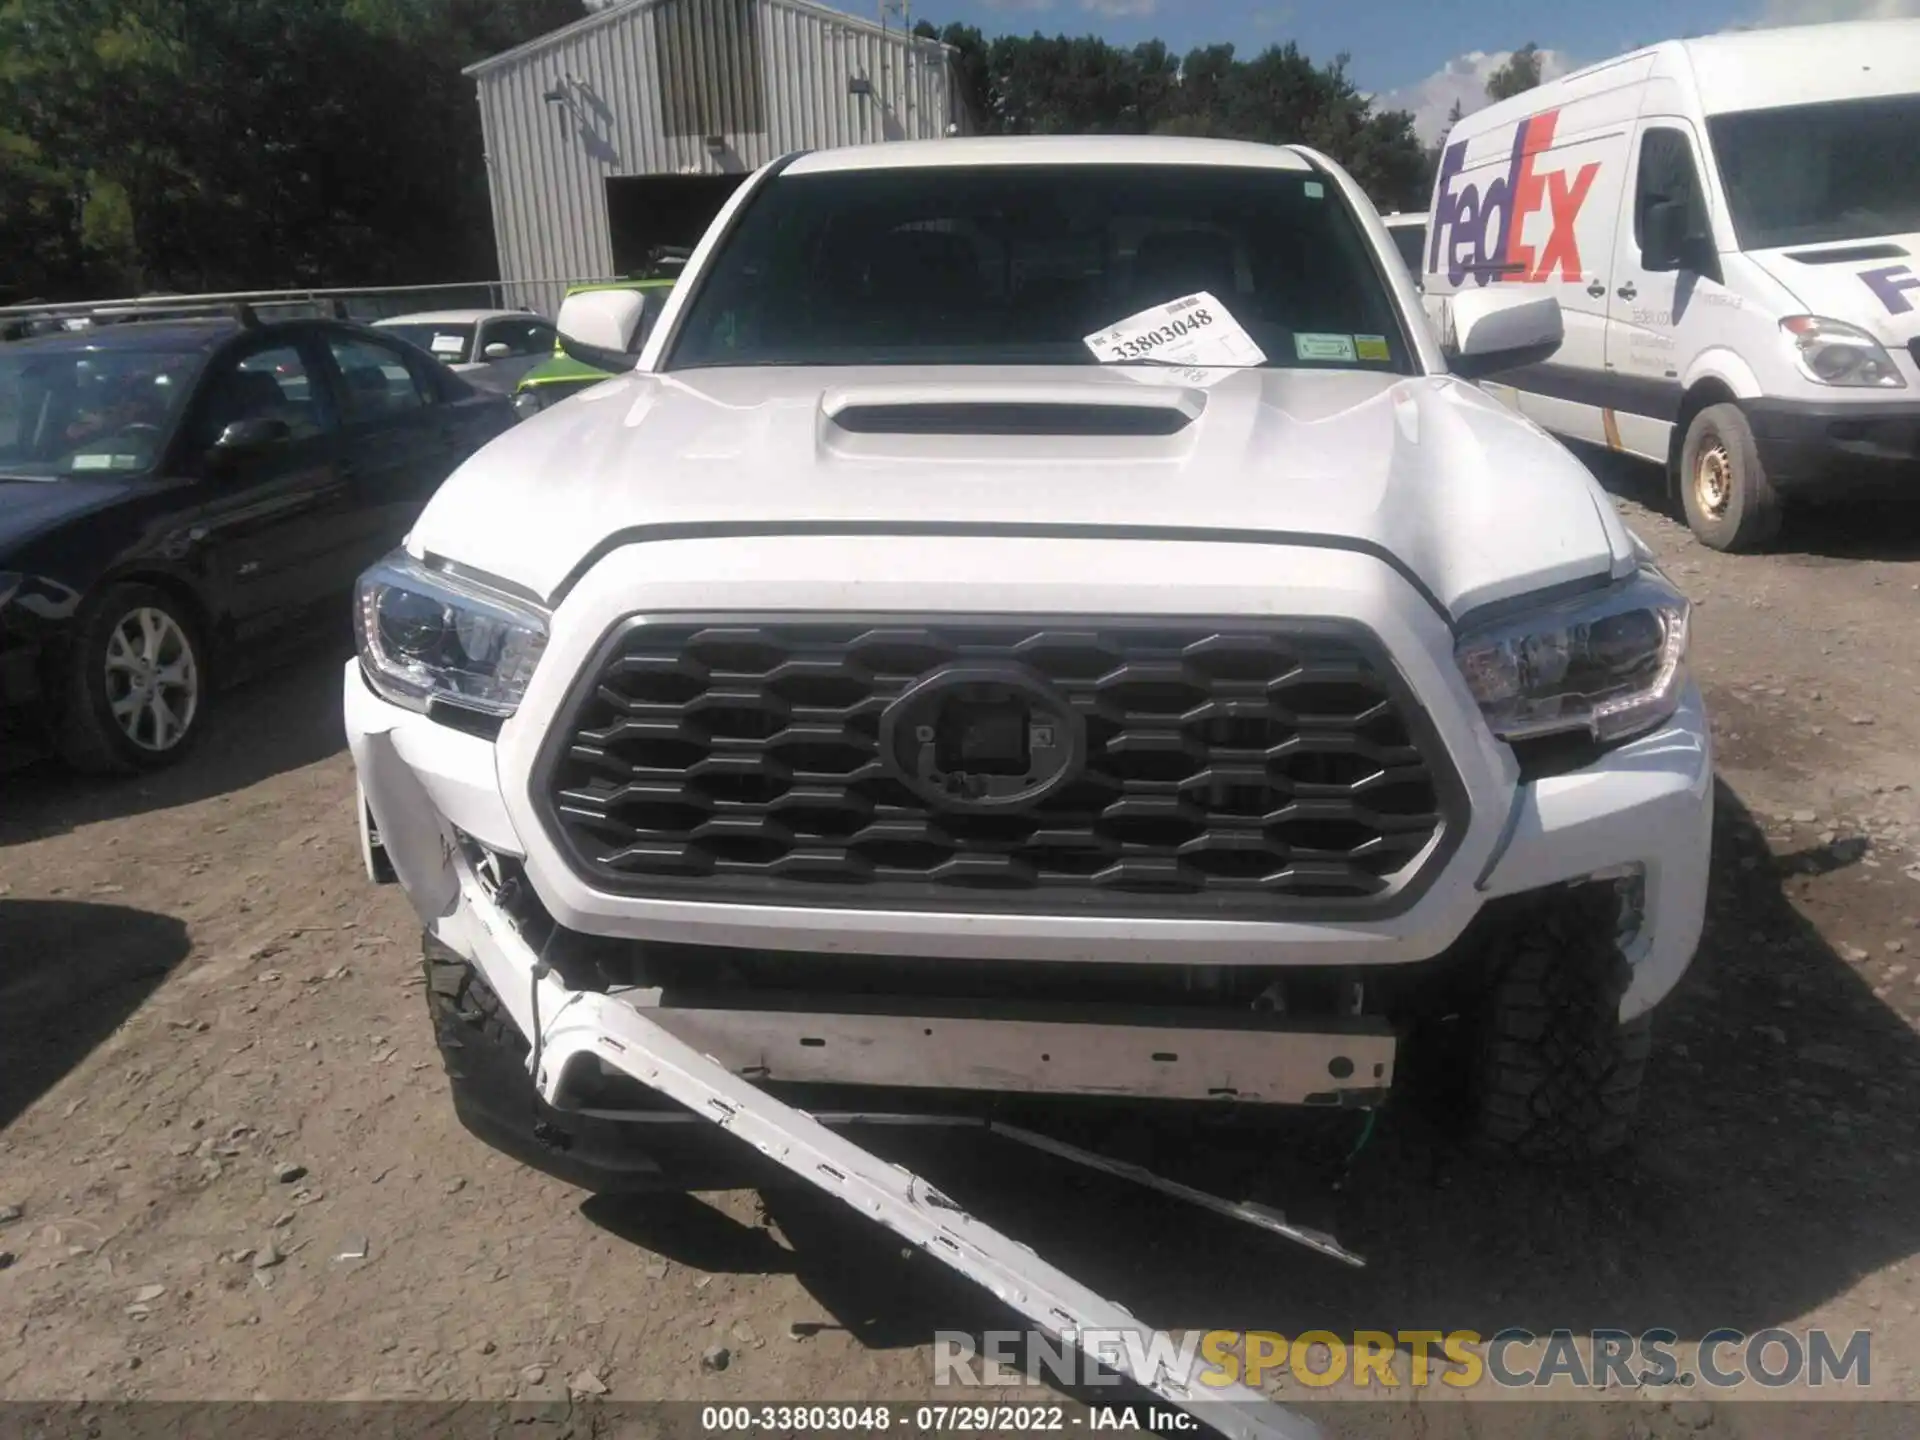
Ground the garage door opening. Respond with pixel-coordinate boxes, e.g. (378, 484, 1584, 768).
(605, 175, 747, 275)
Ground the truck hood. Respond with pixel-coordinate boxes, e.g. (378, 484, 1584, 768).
(409, 365, 1635, 622)
(1746, 233, 1920, 346)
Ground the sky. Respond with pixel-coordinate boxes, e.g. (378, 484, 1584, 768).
(888, 0, 1920, 140)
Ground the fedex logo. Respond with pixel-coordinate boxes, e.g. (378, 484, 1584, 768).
(1861, 265, 1920, 315)
(1429, 110, 1601, 288)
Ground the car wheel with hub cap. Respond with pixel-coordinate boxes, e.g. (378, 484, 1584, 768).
(1679, 402, 1782, 552)
(60, 582, 207, 774)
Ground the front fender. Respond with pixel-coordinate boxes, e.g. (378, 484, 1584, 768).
(1682, 346, 1763, 401)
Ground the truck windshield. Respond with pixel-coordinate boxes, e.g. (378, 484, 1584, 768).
(665, 163, 1413, 373)
(1708, 94, 1920, 250)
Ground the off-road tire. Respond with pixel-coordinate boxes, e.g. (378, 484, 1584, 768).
(1472, 895, 1652, 1162)
(425, 947, 529, 1076)
(1679, 402, 1782, 552)
(59, 581, 207, 774)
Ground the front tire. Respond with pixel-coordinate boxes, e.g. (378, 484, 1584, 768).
(1679, 402, 1782, 552)
(1471, 893, 1652, 1162)
(59, 582, 207, 774)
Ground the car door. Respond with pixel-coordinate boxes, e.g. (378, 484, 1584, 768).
(318, 329, 508, 576)
(175, 333, 355, 640)
(1603, 119, 1717, 460)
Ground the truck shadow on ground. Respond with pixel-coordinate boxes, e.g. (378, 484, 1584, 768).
(0, 639, 350, 848)
(1573, 441, 1920, 563)
(0, 899, 192, 1131)
(585, 778, 1920, 1365)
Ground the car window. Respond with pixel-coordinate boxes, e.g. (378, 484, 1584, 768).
(1634, 128, 1709, 252)
(188, 343, 330, 452)
(480, 320, 555, 357)
(667, 164, 1414, 374)
(381, 323, 474, 364)
(328, 335, 432, 421)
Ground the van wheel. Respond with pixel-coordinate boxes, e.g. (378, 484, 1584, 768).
(1679, 403, 1781, 552)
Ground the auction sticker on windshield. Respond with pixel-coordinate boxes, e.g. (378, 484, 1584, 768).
(1085, 292, 1267, 368)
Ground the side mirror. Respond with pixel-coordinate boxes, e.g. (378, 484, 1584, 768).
(555, 289, 659, 374)
(213, 416, 292, 452)
(1641, 199, 1716, 276)
(482, 341, 512, 360)
(1442, 291, 1564, 381)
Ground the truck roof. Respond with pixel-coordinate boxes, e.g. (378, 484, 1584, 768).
(784, 134, 1317, 176)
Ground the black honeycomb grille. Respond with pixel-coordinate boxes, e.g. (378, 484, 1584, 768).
(538, 620, 1463, 915)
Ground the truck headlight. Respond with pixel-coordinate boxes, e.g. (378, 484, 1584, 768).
(1455, 572, 1690, 744)
(512, 388, 547, 421)
(1780, 315, 1906, 389)
(356, 551, 548, 718)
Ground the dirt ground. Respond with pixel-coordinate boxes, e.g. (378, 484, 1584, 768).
(4, 448, 1920, 1434)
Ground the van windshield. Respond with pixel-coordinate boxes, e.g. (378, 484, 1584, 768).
(1708, 94, 1920, 250)
(665, 164, 1414, 373)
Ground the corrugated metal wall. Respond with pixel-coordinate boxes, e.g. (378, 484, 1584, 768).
(473, 0, 959, 317)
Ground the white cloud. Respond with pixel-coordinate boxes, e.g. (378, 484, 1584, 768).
(1755, 0, 1920, 21)
(1081, 0, 1159, 13)
(1370, 48, 1577, 145)
(979, 0, 1058, 10)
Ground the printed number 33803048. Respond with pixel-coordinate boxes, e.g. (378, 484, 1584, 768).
(1097, 307, 1216, 360)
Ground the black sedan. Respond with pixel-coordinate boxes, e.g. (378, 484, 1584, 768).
(1, 311, 514, 771)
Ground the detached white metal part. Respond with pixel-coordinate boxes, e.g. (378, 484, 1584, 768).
(534, 992, 1319, 1440)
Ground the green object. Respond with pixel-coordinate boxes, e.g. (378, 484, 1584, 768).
(513, 276, 676, 410)
(1344, 1108, 1378, 1164)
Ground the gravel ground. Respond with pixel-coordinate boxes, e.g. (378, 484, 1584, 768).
(3, 449, 1919, 1434)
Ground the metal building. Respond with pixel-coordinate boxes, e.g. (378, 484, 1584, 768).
(466, 0, 965, 315)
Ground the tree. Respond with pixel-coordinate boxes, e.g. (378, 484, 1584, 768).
(1485, 43, 1543, 103)
(902, 23, 1426, 208)
(0, 0, 586, 300)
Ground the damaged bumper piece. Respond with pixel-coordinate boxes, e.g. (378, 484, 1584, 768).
(545, 993, 1324, 1439)
(522, 952, 1326, 1439)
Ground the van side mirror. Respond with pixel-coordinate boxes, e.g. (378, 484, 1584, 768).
(555, 289, 661, 374)
(1442, 291, 1564, 381)
(1642, 200, 1716, 276)
(482, 341, 512, 360)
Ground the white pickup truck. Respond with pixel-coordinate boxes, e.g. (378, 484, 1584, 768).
(345, 134, 1708, 1218)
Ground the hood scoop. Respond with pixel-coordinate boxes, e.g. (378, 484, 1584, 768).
(1783, 242, 1908, 264)
(823, 381, 1204, 439)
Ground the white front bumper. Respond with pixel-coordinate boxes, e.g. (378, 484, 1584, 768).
(348, 533, 1714, 1041)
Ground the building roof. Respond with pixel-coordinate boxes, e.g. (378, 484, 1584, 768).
(464, 0, 950, 81)
(784, 134, 1318, 175)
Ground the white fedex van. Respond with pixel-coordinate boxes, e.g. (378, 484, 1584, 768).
(1422, 19, 1920, 550)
